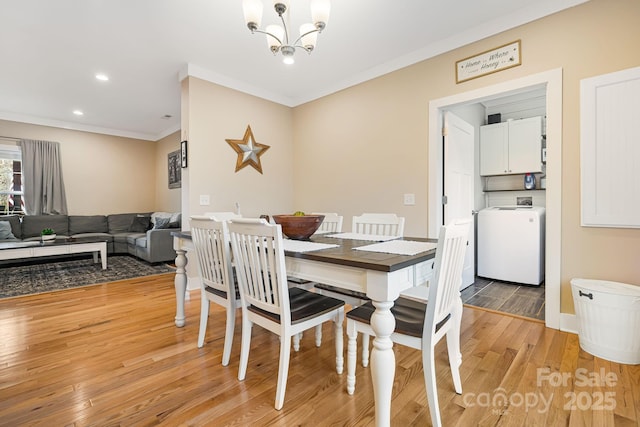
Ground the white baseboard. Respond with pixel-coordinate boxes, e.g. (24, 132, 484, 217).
(187, 276, 199, 291)
(560, 313, 578, 334)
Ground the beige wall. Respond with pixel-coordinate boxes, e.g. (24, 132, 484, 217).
(155, 130, 182, 213)
(291, 0, 640, 313)
(0, 119, 165, 215)
(181, 77, 294, 224)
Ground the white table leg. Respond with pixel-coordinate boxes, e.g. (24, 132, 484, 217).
(100, 244, 107, 270)
(369, 300, 396, 427)
(90, 243, 107, 269)
(174, 248, 187, 327)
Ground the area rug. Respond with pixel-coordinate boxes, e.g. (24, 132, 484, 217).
(0, 255, 175, 298)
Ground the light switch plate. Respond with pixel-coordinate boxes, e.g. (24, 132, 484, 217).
(403, 193, 416, 205)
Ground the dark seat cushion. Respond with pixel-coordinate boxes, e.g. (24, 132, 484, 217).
(204, 268, 240, 300)
(205, 283, 241, 300)
(346, 297, 450, 338)
(248, 287, 344, 325)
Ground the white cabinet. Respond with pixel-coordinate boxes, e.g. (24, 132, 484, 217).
(480, 116, 543, 176)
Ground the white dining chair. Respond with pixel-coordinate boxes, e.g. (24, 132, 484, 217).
(189, 216, 240, 366)
(312, 212, 343, 233)
(316, 212, 406, 358)
(351, 213, 405, 237)
(345, 218, 471, 427)
(228, 218, 345, 410)
(203, 211, 242, 221)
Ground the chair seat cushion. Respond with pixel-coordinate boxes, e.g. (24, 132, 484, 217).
(346, 297, 450, 338)
(248, 287, 344, 325)
(205, 283, 241, 300)
(203, 268, 240, 300)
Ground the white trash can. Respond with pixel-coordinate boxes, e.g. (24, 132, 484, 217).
(571, 278, 640, 365)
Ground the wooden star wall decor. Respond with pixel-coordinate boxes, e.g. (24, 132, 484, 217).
(225, 125, 270, 174)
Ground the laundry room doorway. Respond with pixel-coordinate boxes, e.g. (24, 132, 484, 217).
(428, 68, 562, 329)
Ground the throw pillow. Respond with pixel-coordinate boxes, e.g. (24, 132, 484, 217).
(151, 211, 172, 227)
(168, 213, 181, 228)
(153, 217, 171, 229)
(129, 216, 151, 233)
(0, 221, 16, 240)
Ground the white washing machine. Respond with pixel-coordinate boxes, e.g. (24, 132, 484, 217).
(477, 206, 545, 285)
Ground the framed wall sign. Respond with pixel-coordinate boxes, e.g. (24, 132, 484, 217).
(168, 150, 181, 189)
(180, 140, 188, 168)
(456, 40, 521, 83)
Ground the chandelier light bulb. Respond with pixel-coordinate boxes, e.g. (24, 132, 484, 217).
(242, 0, 263, 31)
(310, 0, 330, 29)
(281, 45, 295, 64)
(299, 23, 317, 51)
(265, 24, 284, 52)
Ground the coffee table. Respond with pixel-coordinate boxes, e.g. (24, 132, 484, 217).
(0, 238, 108, 269)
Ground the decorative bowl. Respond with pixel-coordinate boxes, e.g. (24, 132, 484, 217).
(41, 234, 56, 241)
(272, 215, 324, 240)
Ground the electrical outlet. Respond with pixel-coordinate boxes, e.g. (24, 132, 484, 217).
(199, 195, 210, 206)
(403, 193, 415, 205)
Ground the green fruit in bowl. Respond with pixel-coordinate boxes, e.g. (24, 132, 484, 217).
(293, 211, 305, 216)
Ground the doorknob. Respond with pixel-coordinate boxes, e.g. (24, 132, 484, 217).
(471, 210, 479, 215)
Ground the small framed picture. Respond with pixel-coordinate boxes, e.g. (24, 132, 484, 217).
(168, 150, 181, 189)
(181, 140, 188, 168)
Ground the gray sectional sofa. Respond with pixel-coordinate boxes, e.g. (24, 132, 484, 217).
(0, 212, 179, 263)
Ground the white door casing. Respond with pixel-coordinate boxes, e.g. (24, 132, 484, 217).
(428, 68, 563, 330)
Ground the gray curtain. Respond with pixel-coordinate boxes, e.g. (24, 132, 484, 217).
(19, 139, 68, 215)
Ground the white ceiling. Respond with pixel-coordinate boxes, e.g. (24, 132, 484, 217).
(0, 0, 587, 141)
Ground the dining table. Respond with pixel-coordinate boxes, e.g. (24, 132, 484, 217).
(171, 230, 438, 427)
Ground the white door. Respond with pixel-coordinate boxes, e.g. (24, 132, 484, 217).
(443, 111, 475, 289)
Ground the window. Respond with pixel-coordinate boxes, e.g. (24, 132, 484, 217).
(0, 145, 23, 215)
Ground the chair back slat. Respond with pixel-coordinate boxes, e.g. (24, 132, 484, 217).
(202, 211, 242, 221)
(189, 217, 234, 296)
(425, 218, 472, 334)
(313, 212, 344, 233)
(352, 213, 405, 237)
(229, 218, 291, 322)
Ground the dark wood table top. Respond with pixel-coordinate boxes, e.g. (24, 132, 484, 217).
(287, 235, 437, 273)
(172, 231, 437, 273)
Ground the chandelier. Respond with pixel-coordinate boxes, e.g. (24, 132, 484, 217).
(242, 0, 331, 65)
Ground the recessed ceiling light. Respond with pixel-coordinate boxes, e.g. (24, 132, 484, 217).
(95, 73, 109, 81)
(73, 110, 84, 116)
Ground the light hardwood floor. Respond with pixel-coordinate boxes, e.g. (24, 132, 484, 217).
(0, 273, 638, 426)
